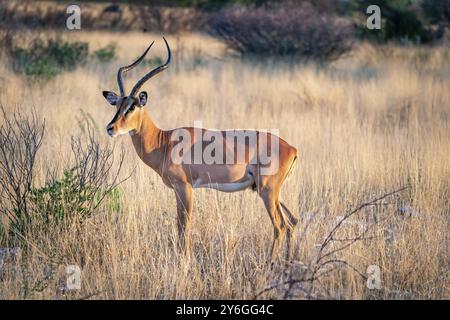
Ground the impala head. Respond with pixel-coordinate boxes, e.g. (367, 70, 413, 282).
(103, 37, 171, 137)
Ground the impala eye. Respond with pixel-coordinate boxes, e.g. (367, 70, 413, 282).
(125, 105, 135, 114)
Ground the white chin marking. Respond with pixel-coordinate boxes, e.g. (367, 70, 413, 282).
(116, 130, 129, 136)
(109, 130, 128, 138)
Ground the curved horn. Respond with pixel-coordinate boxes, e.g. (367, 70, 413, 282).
(130, 37, 171, 97)
(117, 41, 154, 96)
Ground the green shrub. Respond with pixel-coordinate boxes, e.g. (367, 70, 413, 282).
(11, 39, 88, 79)
(27, 168, 123, 230)
(422, 0, 450, 25)
(141, 57, 164, 67)
(0, 106, 125, 245)
(29, 168, 95, 229)
(92, 43, 117, 63)
(9, 39, 120, 80)
(355, 0, 433, 44)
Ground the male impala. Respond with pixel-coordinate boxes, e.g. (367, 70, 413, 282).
(102, 37, 299, 262)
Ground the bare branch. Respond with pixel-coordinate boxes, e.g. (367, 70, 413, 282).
(254, 186, 408, 299)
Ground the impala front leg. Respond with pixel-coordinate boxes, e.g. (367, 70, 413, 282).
(174, 183, 193, 255)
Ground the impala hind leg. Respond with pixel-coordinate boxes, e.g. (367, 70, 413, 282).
(280, 201, 299, 262)
(260, 190, 287, 264)
(174, 184, 193, 255)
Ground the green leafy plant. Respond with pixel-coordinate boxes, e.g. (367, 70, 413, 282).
(11, 39, 88, 79)
(92, 43, 117, 63)
(29, 168, 94, 229)
(354, 0, 433, 44)
(0, 106, 125, 245)
(9, 39, 121, 80)
(141, 57, 164, 67)
(28, 167, 124, 231)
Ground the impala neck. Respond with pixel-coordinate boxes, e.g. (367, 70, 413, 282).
(130, 108, 166, 170)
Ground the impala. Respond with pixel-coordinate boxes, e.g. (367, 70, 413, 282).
(102, 37, 299, 262)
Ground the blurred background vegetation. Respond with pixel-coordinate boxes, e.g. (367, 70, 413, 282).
(0, 0, 448, 79)
(2, 0, 448, 41)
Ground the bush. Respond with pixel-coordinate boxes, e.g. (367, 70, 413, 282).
(29, 169, 90, 228)
(0, 107, 45, 243)
(422, 0, 449, 41)
(8, 38, 120, 79)
(422, 0, 450, 25)
(132, 5, 209, 33)
(28, 131, 125, 234)
(92, 43, 117, 63)
(384, 8, 431, 43)
(0, 107, 125, 245)
(28, 166, 118, 230)
(11, 39, 89, 79)
(210, 6, 354, 61)
(355, 0, 434, 44)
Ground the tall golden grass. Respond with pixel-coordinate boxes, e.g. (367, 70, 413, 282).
(0, 32, 448, 299)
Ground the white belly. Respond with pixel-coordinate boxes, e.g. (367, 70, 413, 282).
(192, 174, 254, 193)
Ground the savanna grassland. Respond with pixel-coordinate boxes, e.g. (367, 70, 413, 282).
(0, 31, 449, 299)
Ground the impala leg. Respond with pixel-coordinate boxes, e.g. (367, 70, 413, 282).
(257, 147, 298, 264)
(174, 184, 193, 255)
(261, 190, 287, 264)
(280, 201, 299, 262)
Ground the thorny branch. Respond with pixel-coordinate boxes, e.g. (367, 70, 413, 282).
(254, 186, 408, 299)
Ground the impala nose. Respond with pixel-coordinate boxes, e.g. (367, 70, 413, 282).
(106, 124, 114, 136)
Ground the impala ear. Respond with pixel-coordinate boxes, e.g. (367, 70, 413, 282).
(102, 91, 119, 106)
(138, 91, 147, 107)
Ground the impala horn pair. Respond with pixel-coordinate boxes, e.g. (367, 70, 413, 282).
(116, 37, 171, 97)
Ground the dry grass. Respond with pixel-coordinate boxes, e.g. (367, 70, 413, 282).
(0, 31, 449, 299)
